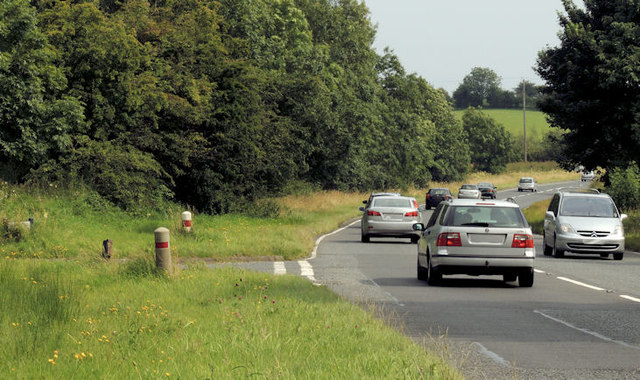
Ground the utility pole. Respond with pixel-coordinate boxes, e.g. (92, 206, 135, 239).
(522, 80, 527, 162)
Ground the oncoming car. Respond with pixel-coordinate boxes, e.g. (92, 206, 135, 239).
(360, 196, 421, 243)
(543, 189, 627, 260)
(413, 199, 535, 287)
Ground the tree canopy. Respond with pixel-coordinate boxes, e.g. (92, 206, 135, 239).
(536, 0, 640, 172)
(2, 0, 474, 213)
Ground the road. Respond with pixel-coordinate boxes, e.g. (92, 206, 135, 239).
(230, 181, 640, 379)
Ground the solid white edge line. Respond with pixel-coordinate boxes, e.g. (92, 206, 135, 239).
(534, 310, 639, 350)
(534, 269, 545, 274)
(309, 219, 360, 260)
(556, 276, 605, 291)
(620, 295, 640, 303)
(472, 342, 511, 367)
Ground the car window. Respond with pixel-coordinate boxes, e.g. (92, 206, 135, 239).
(548, 194, 560, 215)
(461, 185, 476, 189)
(373, 198, 412, 208)
(444, 206, 525, 227)
(430, 189, 448, 195)
(520, 178, 533, 183)
(426, 203, 444, 228)
(560, 197, 618, 217)
(438, 203, 450, 225)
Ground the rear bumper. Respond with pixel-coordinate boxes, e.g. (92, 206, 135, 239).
(364, 220, 420, 237)
(431, 255, 534, 275)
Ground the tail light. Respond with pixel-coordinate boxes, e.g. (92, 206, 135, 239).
(426, 194, 431, 199)
(512, 234, 534, 248)
(367, 210, 381, 216)
(412, 200, 419, 209)
(405, 211, 418, 217)
(437, 232, 462, 246)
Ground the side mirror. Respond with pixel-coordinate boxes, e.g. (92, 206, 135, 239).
(545, 211, 555, 219)
(621, 213, 628, 220)
(412, 223, 425, 231)
(359, 207, 365, 212)
(362, 200, 367, 204)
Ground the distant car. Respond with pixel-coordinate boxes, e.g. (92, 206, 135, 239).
(457, 184, 481, 199)
(360, 195, 421, 243)
(425, 188, 452, 209)
(413, 199, 535, 287)
(518, 177, 537, 192)
(543, 189, 627, 260)
(477, 182, 498, 199)
(581, 171, 596, 181)
(362, 192, 401, 207)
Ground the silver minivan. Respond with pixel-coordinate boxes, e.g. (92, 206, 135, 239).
(413, 199, 535, 287)
(543, 189, 627, 260)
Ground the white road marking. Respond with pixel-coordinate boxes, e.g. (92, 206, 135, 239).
(534, 310, 640, 350)
(534, 269, 545, 274)
(274, 261, 286, 275)
(556, 276, 605, 291)
(620, 295, 640, 303)
(472, 342, 511, 366)
(367, 278, 404, 306)
(309, 220, 360, 259)
(298, 260, 319, 285)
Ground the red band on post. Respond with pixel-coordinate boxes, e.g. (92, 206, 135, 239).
(155, 242, 169, 249)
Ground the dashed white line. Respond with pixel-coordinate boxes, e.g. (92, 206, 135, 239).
(556, 276, 605, 291)
(274, 261, 286, 275)
(534, 310, 640, 350)
(620, 295, 640, 303)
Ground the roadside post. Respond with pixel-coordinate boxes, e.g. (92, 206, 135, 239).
(154, 227, 172, 274)
(181, 211, 192, 233)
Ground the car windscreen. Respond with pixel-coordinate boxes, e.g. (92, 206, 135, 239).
(444, 206, 526, 227)
(461, 185, 477, 189)
(560, 197, 618, 217)
(430, 189, 449, 195)
(373, 198, 412, 208)
(477, 183, 492, 188)
(520, 178, 533, 183)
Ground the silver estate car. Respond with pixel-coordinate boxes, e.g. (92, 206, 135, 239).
(413, 199, 534, 287)
(543, 189, 627, 260)
(457, 184, 481, 199)
(360, 196, 420, 243)
(518, 177, 537, 192)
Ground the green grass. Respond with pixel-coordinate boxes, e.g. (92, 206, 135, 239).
(454, 108, 551, 141)
(0, 260, 457, 378)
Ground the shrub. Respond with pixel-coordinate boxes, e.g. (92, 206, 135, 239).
(606, 163, 640, 211)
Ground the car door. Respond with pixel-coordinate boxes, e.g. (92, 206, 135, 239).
(418, 203, 446, 265)
(544, 194, 560, 245)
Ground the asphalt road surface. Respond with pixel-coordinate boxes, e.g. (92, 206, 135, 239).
(229, 181, 640, 379)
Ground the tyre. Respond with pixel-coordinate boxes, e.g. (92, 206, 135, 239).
(417, 257, 427, 281)
(552, 235, 564, 258)
(518, 268, 534, 287)
(503, 273, 517, 282)
(426, 255, 442, 286)
(613, 252, 623, 261)
(361, 233, 370, 243)
(542, 232, 552, 256)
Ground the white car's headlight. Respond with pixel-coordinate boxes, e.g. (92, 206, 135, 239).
(559, 223, 575, 234)
(612, 225, 624, 236)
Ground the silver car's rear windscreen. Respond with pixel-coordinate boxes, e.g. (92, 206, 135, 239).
(443, 206, 527, 228)
(373, 198, 412, 208)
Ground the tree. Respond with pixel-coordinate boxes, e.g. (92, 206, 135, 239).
(536, 0, 640, 172)
(461, 108, 513, 174)
(514, 80, 541, 110)
(453, 67, 503, 108)
(0, 0, 83, 180)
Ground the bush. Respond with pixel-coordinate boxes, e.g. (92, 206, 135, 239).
(606, 163, 640, 211)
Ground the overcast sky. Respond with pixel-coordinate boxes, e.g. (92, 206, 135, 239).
(364, 0, 571, 94)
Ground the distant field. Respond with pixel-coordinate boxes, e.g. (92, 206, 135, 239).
(454, 108, 550, 141)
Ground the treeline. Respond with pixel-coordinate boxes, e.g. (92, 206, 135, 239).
(1, 0, 471, 214)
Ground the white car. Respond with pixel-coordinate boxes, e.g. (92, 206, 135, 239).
(581, 171, 596, 181)
(518, 177, 537, 192)
(457, 184, 481, 199)
(360, 196, 421, 243)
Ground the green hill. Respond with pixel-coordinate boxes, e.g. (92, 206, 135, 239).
(454, 109, 550, 141)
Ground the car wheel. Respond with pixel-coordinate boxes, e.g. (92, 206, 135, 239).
(417, 257, 427, 281)
(361, 233, 370, 243)
(411, 235, 419, 244)
(518, 268, 534, 287)
(542, 232, 552, 256)
(552, 235, 564, 258)
(503, 273, 517, 282)
(613, 252, 623, 261)
(426, 255, 441, 286)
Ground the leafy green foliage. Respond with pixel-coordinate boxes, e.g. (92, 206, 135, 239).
(536, 0, 640, 172)
(606, 162, 640, 211)
(462, 108, 514, 174)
